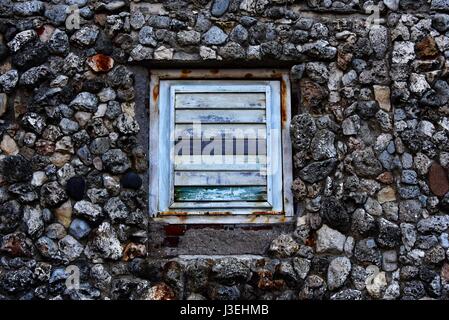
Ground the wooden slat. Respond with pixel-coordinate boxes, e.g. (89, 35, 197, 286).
(174, 186, 267, 202)
(175, 109, 266, 124)
(174, 171, 266, 186)
(175, 92, 266, 109)
(174, 155, 267, 171)
(174, 139, 267, 156)
(175, 124, 266, 139)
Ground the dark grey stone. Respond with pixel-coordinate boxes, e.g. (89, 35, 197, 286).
(299, 159, 337, 184)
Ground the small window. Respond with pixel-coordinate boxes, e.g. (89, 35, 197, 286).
(149, 70, 293, 224)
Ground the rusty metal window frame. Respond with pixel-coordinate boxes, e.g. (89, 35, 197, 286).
(149, 69, 294, 224)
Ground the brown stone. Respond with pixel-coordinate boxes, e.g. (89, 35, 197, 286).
(376, 172, 394, 184)
(50, 152, 71, 167)
(0, 93, 7, 117)
(442, 263, 449, 282)
(416, 36, 439, 59)
(86, 54, 114, 73)
(377, 187, 396, 204)
(428, 163, 449, 197)
(13, 95, 27, 120)
(300, 79, 328, 110)
(54, 200, 72, 228)
(256, 270, 285, 290)
(35, 139, 55, 155)
(337, 51, 353, 71)
(0, 134, 18, 155)
(143, 283, 176, 300)
(122, 242, 146, 261)
(373, 85, 391, 112)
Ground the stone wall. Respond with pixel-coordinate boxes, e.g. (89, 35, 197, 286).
(1, 0, 449, 300)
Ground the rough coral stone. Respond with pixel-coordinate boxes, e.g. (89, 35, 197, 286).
(104, 197, 128, 222)
(102, 149, 131, 174)
(85, 222, 122, 260)
(428, 163, 449, 197)
(269, 234, 299, 258)
(351, 148, 383, 178)
(316, 225, 346, 254)
(0, 200, 22, 234)
(299, 158, 337, 184)
(291, 113, 316, 151)
(321, 197, 350, 233)
(40, 181, 68, 208)
(1, 155, 33, 183)
(73, 200, 102, 222)
(327, 257, 351, 291)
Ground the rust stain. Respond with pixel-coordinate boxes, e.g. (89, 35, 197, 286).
(281, 79, 288, 128)
(180, 69, 192, 78)
(204, 211, 232, 215)
(305, 233, 316, 247)
(209, 69, 220, 74)
(271, 71, 283, 78)
(248, 215, 258, 223)
(152, 84, 159, 101)
(244, 73, 253, 78)
(159, 211, 188, 215)
(251, 211, 283, 215)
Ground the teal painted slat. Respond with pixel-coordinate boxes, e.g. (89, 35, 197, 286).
(174, 186, 267, 202)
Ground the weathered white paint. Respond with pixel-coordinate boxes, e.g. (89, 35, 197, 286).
(175, 109, 266, 124)
(174, 124, 267, 140)
(174, 171, 266, 186)
(175, 92, 266, 109)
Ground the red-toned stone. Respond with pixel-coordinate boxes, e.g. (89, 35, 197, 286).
(35, 139, 55, 155)
(86, 54, 114, 73)
(146, 283, 176, 300)
(300, 79, 328, 110)
(416, 36, 439, 59)
(428, 163, 449, 197)
(376, 172, 394, 184)
(0, 232, 33, 257)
